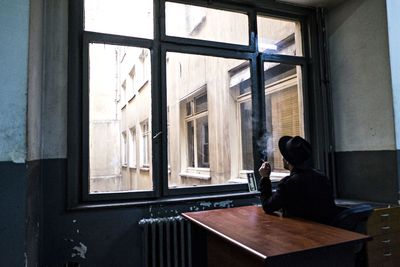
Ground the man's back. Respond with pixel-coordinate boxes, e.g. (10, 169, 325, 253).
(260, 168, 340, 225)
(279, 168, 340, 224)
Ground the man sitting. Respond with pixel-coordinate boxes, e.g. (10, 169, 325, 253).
(258, 136, 341, 225)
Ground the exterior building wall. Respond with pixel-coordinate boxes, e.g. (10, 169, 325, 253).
(87, 6, 303, 190)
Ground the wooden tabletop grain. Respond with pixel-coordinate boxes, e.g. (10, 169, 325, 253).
(182, 205, 370, 260)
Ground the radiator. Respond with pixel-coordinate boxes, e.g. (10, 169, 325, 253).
(139, 216, 192, 267)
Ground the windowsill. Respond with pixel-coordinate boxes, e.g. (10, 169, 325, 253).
(140, 166, 150, 172)
(122, 164, 128, 168)
(179, 172, 211, 180)
(68, 191, 260, 211)
(129, 166, 137, 170)
(227, 178, 248, 184)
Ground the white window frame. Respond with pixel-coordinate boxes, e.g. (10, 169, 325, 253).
(179, 90, 211, 179)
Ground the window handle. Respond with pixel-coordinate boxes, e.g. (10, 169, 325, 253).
(381, 239, 391, 244)
(153, 131, 162, 139)
(380, 213, 390, 217)
(383, 252, 392, 257)
(381, 226, 391, 230)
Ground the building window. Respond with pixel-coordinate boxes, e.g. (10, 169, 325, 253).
(121, 131, 127, 166)
(129, 65, 137, 100)
(69, 0, 329, 205)
(129, 127, 136, 168)
(185, 91, 209, 169)
(141, 120, 150, 168)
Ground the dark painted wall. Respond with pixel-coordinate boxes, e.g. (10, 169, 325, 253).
(0, 162, 27, 267)
(335, 150, 399, 203)
(40, 159, 259, 267)
(26, 161, 42, 267)
(3, 155, 399, 266)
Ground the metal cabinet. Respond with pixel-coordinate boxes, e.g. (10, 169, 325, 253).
(366, 206, 400, 266)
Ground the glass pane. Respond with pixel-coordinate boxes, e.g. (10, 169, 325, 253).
(257, 15, 302, 56)
(167, 52, 252, 188)
(194, 94, 207, 113)
(187, 121, 194, 167)
(166, 2, 249, 46)
(196, 116, 209, 168)
(89, 43, 152, 193)
(85, 0, 153, 39)
(240, 100, 253, 170)
(262, 62, 304, 180)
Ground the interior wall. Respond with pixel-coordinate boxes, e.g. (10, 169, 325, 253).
(386, 0, 400, 150)
(327, 0, 399, 202)
(0, 1, 30, 266)
(0, 0, 29, 162)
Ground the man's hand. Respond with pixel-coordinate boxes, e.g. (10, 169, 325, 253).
(259, 161, 271, 178)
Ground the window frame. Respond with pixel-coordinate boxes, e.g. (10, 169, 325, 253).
(67, 0, 332, 208)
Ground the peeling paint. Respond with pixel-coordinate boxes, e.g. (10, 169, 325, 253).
(72, 242, 87, 259)
(200, 201, 212, 207)
(73, 219, 77, 223)
(76, 229, 80, 234)
(213, 200, 233, 208)
(9, 150, 25, 163)
(139, 215, 185, 225)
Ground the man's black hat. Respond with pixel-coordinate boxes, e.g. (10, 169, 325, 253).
(278, 136, 312, 166)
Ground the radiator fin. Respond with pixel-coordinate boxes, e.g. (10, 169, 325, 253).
(139, 216, 192, 267)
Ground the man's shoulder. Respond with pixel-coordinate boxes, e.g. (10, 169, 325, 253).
(283, 168, 327, 183)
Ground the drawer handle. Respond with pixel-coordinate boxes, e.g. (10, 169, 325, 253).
(383, 252, 392, 257)
(381, 226, 391, 230)
(381, 239, 391, 244)
(380, 213, 390, 217)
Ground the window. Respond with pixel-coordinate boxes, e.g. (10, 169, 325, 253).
(229, 63, 253, 177)
(69, 0, 330, 205)
(185, 91, 209, 169)
(263, 62, 304, 180)
(129, 65, 137, 100)
(121, 131, 127, 166)
(141, 120, 150, 168)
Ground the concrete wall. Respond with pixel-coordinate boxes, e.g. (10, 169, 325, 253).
(327, 0, 399, 202)
(0, 0, 29, 162)
(386, 0, 400, 150)
(328, 0, 394, 152)
(0, 1, 30, 266)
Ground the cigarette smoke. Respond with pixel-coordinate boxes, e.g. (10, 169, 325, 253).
(257, 132, 273, 161)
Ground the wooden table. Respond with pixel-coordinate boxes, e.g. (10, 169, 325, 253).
(182, 205, 370, 267)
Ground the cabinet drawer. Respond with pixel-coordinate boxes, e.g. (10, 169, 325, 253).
(367, 244, 400, 266)
(367, 232, 400, 250)
(367, 207, 400, 236)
